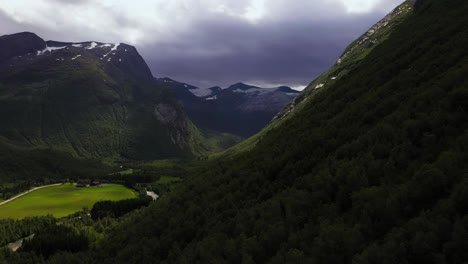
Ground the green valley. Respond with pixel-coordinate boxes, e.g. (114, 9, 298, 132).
(0, 0, 467, 263)
(0, 184, 136, 219)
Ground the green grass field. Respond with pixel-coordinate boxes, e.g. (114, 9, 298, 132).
(120, 169, 135, 175)
(0, 184, 136, 219)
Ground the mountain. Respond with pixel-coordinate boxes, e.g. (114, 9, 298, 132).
(157, 78, 299, 137)
(0, 32, 199, 160)
(17, 0, 468, 262)
(0, 32, 46, 62)
(213, 0, 418, 160)
(274, 0, 415, 121)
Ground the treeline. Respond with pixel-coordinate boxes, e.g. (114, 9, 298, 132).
(0, 216, 56, 247)
(0, 144, 185, 199)
(0, 181, 33, 200)
(20, 225, 88, 259)
(90, 197, 152, 220)
(0, 143, 112, 199)
(0, 198, 154, 262)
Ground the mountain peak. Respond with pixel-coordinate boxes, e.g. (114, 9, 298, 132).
(0, 32, 154, 81)
(4, 32, 41, 38)
(227, 82, 258, 91)
(209, 86, 222, 92)
(276, 86, 299, 93)
(0, 32, 46, 62)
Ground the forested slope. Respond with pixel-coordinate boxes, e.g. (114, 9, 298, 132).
(4, 0, 468, 262)
(0, 34, 199, 161)
(0, 140, 110, 201)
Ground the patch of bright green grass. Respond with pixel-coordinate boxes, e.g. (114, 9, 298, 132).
(120, 169, 135, 175)
(0, 183, 136, 219)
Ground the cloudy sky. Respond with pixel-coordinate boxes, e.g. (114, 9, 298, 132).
(0, 0, 404, 89)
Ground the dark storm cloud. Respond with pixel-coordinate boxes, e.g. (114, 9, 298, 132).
(141, 12, 385, 88)
(0, 0, 405, 89)
(0, 9, 53, 39)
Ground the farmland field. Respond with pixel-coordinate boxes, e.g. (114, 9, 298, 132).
(0, 183, 137, 219)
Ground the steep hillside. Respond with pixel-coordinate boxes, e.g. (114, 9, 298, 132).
(158, 78, 299, 137)
(22, 0, 468, 262)
(274, 0, 415, 121)
(0, 33, 197, 160)
(215, 0, 417, 160)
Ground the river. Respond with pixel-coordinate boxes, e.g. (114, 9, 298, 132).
(146, 191, 159, 200)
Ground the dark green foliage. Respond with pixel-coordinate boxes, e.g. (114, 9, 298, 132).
(20, 225, 88, 259)
(3, 0, 468, 262)
(56, 0, 467, 262)
(0, 216, 56, 247)
(90, 197, 152, 220)
(0, 141, 111, 199)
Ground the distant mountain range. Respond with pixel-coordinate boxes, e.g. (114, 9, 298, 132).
(156, 78, 299, 137)
(0, 32, 296, 160)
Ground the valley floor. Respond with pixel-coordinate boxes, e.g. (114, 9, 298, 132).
(0, 183, 63, 206)
(0, 183, 136, 219)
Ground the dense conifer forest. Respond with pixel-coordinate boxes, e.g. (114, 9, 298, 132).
(1, 0, 468, 262)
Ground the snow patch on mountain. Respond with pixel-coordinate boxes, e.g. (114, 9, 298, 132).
(102, 43, 120, 59)
(189, 88, 213, 97)
(87, 42, 98, 49)
(37, 46, 66, 56)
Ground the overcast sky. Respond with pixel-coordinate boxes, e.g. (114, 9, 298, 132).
(0, 0, 404, 89)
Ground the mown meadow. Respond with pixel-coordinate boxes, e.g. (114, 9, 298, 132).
(0, 184, 136, 219)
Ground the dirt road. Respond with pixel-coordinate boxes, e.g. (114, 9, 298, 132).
(0, 183, 63, 206)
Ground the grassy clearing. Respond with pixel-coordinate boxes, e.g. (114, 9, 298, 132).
(120, 169, 135, 175)
(0, 183, 136, 219)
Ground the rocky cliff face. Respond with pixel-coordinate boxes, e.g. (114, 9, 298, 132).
(154, 103, 193, 148)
